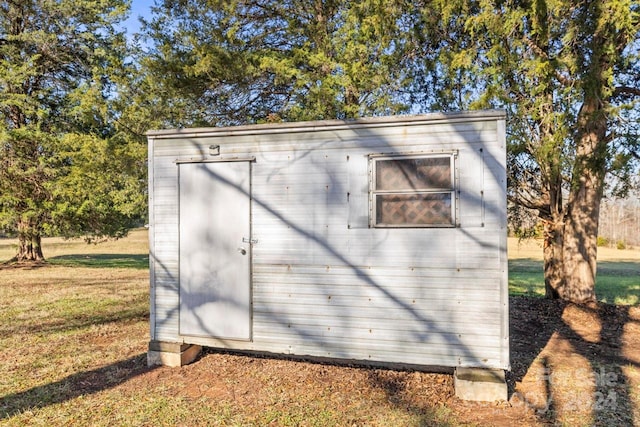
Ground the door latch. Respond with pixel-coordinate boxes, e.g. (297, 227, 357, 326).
(242, 237, 258, 244)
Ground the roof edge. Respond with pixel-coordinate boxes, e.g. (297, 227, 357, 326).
(146, 110, 506, 140)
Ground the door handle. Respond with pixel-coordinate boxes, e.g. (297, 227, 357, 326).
(237, 247, 247, 255)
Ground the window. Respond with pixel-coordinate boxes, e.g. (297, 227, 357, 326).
(370, 153, 457, 227)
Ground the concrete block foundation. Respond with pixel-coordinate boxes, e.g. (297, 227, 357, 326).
(454, 367, 508, 402)
(147, 341, 202, 367)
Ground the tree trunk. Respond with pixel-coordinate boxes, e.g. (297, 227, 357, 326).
(543, 220, 563, 299)
(542, 96, 606, 304)
(13, 219, 45, 262)
(561, 200, 599, 304)
(543, 211, 598, 304)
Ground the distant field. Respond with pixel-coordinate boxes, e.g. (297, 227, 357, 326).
(0, 229, 149, 265)
(508, 237, 640, 305)
(508, 237, 640, 262)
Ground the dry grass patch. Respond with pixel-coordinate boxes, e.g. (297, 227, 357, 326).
(508, 237, 640, 262)
(0, 263, 149, 411)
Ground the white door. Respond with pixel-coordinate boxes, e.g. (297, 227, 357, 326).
(178, 161, 251, 340)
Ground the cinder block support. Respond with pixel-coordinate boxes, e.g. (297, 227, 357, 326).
(147, 341, 202, 367)
(454, 367, 508, 402)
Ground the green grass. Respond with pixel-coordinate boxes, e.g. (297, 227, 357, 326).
(509, 258, 640, 305)
(596, 261, 640, 305)
(507, 237, 640, 305)
(48, 253, 149, 269)
(508, 259, 546, 298)
(0, 267, 150, 423)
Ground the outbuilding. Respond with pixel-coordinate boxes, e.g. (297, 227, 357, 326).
(146, 111, 509, 392)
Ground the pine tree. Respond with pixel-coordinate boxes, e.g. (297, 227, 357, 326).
(0, 0, 145, 261)
(139, 0, 411, 126)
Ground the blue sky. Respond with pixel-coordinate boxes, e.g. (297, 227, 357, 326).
(122, 0, 154, 36)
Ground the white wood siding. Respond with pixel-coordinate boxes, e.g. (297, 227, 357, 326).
(148, 111, 509, 369)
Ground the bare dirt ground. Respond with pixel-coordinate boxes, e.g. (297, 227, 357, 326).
(107, 297, 638, 426)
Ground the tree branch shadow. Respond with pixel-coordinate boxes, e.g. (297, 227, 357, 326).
(508, 296, 638, 425)
(367, 368, 458, 426)
(0, 354, 154, 420)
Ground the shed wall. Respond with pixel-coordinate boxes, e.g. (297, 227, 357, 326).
(148, 112, 508, 369)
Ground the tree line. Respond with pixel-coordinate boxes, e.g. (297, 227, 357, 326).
(1, 0, 638, 305)
(599, 195, 640, 248)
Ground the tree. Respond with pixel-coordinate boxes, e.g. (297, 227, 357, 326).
(139, 0, 411, 127)
(415, 0, 640, 303)
(0, 0, 146, 261)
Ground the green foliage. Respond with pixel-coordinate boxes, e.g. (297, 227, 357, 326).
(48, 132, 147, 241)
(410, 0, 640, 203)
(138, 0, 412, 127)
(0, 0, 146, 256)
(598, 236, 610, 247)
(132, 1, 639, 302)
(617, 240, 627, 250)
(513, 225, 543, 240)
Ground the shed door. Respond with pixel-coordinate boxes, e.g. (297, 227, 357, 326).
(178, 161, 251, 340)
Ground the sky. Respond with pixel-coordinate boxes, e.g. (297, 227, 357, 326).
(122, 0, 155, 37)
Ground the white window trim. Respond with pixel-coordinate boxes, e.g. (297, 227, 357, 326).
(369, 151, 459, 228)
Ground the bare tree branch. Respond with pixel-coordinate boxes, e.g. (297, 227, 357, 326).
(614, 86, 640, 97)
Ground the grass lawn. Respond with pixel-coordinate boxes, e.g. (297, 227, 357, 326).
(508, 237, 640, 305)
(0, 230, 638, 426)
(0, 230, 151, 426)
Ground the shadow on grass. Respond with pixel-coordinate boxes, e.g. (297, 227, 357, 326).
(49, 254, 149, 269)
(367, 370, 457, 426)
(0, 354, 155, 419)
(0, 304, 149, 339)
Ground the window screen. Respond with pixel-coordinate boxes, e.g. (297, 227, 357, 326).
(370, 154, 457, 227)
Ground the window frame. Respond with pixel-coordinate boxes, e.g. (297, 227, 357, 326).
(369, 151, 459, 228)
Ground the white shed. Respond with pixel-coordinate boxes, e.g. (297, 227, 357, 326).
(146, 111, 509, 376)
